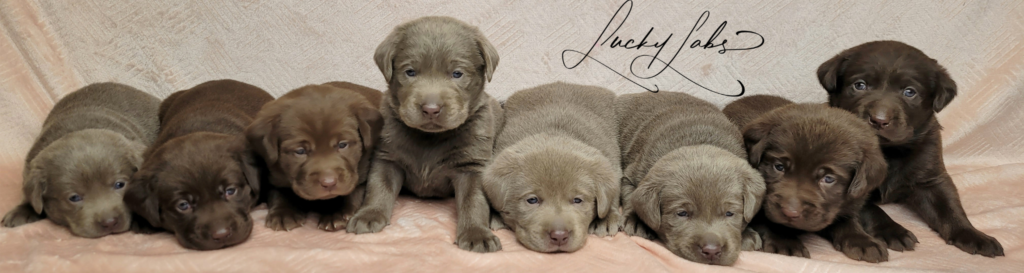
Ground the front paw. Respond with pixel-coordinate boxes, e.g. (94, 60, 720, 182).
(346, 207, 390, 234)
(589, 210, 623, 237)
(266, 207, 306, 231)
(834, 234, 888, 263)
(947, 228, 1004, 257)
(2, 204, 43, 227)
(742, 227, 763, 251)
(762, 232, 810, 258)
(622, 213, 655, 240)
(873, 222, 918, 252)
(318, 210, 351, 232)
(456, 226, 502, 253)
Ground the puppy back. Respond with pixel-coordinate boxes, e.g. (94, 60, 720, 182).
(722, 95, 793, 130)
(153, 80, 274, 149)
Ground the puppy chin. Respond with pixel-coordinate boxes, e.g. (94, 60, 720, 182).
(68, 213, 132, 238)
(291, 181, 357, 200)
(668, 244, 738, 266)
(874, 127, 915, 145)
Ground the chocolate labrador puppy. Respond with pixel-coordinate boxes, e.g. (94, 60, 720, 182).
(483, 82, 622, 253)
(619, 91, 765, 265)
(246, 82, 382, 232)
(818, 40, 1003, 257)
(2, 83, 159, 238)
(348, 16, 504, 253)
(126, 80, 272, 250)
(724, 95, 889, 262)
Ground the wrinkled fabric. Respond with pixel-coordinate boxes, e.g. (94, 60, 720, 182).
(0, 0, 1021, 272)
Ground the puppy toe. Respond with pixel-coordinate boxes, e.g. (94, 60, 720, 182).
(2, 204, 42, 228)
(347, 209, 389, 234)
(457, 227, 502, 253)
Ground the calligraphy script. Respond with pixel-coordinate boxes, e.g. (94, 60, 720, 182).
(561, 0, 764, 96)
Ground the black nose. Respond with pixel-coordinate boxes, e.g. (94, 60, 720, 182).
(99, 217, 119, 230)
(549, 229, 569, 246)
(701, 244, 722, 260)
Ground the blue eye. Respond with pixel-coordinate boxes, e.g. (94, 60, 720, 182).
(823, 175, 836, 184)
(113, 181, 126, 190)
(573, 197, 583, 204)
(903, 88, 917, 98)
(295, 148, 307, 155)
(405, 69, 416, 77)
(853, 81, 867, 91)
(726, 211, 734, 217)
(526, 197, 539, 204)
(225, 187, 237, 196)
(176, 200, 191, 212)
(337, 142, 348, 149)
(68, 194, 83, 203)
(773, 164, 785, 172)
(677, 211, 689, 217)
(452, 71, 463, 78)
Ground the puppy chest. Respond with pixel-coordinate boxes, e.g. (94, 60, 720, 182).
(400, 161, 456, 198)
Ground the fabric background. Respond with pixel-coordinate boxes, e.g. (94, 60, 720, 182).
(0, 0, 1021, 272)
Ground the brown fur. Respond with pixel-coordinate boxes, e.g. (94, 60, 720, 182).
(348, 16, 504, 253)
(619, 91, 764, 265)
(483, 83, 621, 253)
(818, 40, 1003, 257)
(245, 82, 382, 232)
(125, 80, 273, 250)
(1, 83, 159, 238)
(724, 95, 890, 262)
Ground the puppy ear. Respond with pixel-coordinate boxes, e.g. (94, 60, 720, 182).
(356, 104, 384, 157)
(739, 166, 766, 224)
(482, 151, 524, 212)
(238, 148, 263, 199)
(586, 159, 619, 220)
(849, 146, 887, 198)
(23, 167, 47, 214)
(742, 119, 775, 166)
(374, 28, 404, 83)
(245, 113, 279, 166)
(932, 64, 958, 112)
(475, 31, 500, 82)
(817, 53, 847, 93)
(630, 180, 662, 231)
(125, 140, 148, 170)
(126, 166, 162, 228)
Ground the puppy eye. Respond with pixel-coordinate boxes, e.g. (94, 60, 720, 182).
(726, 211, 734, 217)
(405, 69, 417, 77)
(773, 163, 785, 172)
(176, 200, 191, 212)
(225, 186, 238, 196)
(853, 80, 867, 91)
(822, 175, 836, 184)
(452, 71, 463, 79)
(68, 194, 83, 203)
(295, 147, 307, 155)
(526, 197, 539, 204)
(676, 211, 689, 217)
(113, 180, 127, 190)
(572, 197, 583, 204)
(902, 88, 917, 98)
(337, 142, 348, 149)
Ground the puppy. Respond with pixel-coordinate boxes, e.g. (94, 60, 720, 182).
(818, 40, 1003, 257)
(126, 80, 272, 250)
(348, 16, 504, 253)
(483, 83, 622, 253)
(723, 95, 889, 262)
(245, 82, 382, 232)
(619, 91, 764, 265)
(1, 83, 159, 238)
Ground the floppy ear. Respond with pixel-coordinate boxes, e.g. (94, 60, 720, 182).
(245, 113, 279, 166)
(817, 53, 847, 94)
(125, 140, 148, 170)
(932, 64, 958, 112)
(849, 146, 887, 199)
(481, 152, 524, 213)
(739, 166, 766, 224)
(125, 167, 162, 228)
(742, 119, 775, 166)
(475, 31, 500, 82)
(356, 104, 384, 157)
(238, 148, 263, 200)
(23, 167, 47, 214)
(374, 28, 405, 83)
(630, 180, 662, 231)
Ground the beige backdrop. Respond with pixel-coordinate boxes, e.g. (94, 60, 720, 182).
(0, 0, 1022, 272)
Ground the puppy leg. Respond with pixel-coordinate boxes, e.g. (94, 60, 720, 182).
(453, 172, 501, 253)
(1, 203, 43, 227)
(489, 210, 508, 231)
(621, 179, 655, 239)
(265, 188, 306, 231)
(820, 215, 888, 263)
(752, 213, 810, 258)
(902, 174, 1004, 257)
(742, 226, 763, 251)
(860, 203, 918, 252)
(589, 196, 623, 237)
(317, 185, 366, 232)
(347, 159, 403, 234)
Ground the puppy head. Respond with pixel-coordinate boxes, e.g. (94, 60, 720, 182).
(631, 145, 764, 265)
(23, 129, 143, 238)
(818, 40, 957, 144)
(245, 84, 382, 200)
(126, 133, 261, 250)
(743, 104, 886, 232)
(374, 16, 499, 132)
(483, 134, 616, 253)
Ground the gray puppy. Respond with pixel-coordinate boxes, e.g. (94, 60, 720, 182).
(618, 91, 765, 265)
(483, 82, 622, 253)
(2, 83, 159, 238)
(348, 16, 504, 253)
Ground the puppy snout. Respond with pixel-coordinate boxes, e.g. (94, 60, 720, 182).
(782, 199, 802, 220)
(421, 103, 442, 119)
(869, 111, 891, 129)
(549, 229, 570, 246)
(98, 216, 119, 231)
(310, 170, 339, 190)
(700, 244, 722, 261)
(211, 226, 232, 241)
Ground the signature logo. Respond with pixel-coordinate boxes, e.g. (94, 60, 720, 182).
(561, 0, 764, 96)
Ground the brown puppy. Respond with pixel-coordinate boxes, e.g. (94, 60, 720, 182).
(245, 82, 382, 232)
(818, 40, 1003, 257)
(619, 91, 764, 265)
(348, 16, 504, 253)
(1, 83, 159, 238)
(126, 80, 272, 250)
(483, 83, 621, 253)
(723, 95, 889, 262)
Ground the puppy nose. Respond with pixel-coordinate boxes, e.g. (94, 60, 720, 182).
(869, 113, 890, 128)
(549, 229, 570, 246)
(211, 227, 232, 241)
(701, 244, 722, 260)
(421, 103, 441, 118)
(99, 217, 119, 230)
(320, 176, 337, 189)
(782, 206, 802, 219)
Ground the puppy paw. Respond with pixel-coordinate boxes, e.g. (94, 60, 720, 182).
(346, 208, 389, 234)
(1, 204, 42, 228)
(265, 207, 306, 231)
(456, 226, 502, 253)
(947, 228, 1004, 257)
(742, 227, 763, 251)
(762, 233, 810, 258)
(589, 210, 623, 237)
(489, 212, 508, 231)
(622, 214, 656, 240)
(873, 222, 918, 252)
(318, 211, 351, 232)
(834, 234, 888, 263)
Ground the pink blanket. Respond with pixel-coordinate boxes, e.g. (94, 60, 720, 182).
(1, 0, 1021, 272)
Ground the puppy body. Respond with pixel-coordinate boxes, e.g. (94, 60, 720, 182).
(246, 82, 382, 232)
(818, 40, 1003, 257)
(349, 16, 504, 253)
(483, 83, 621, 253)
(723, 95, 889, 262)
(618, 91, 764, 265)
(1, 83, 159, 238)
(126, 80, 272, 250)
